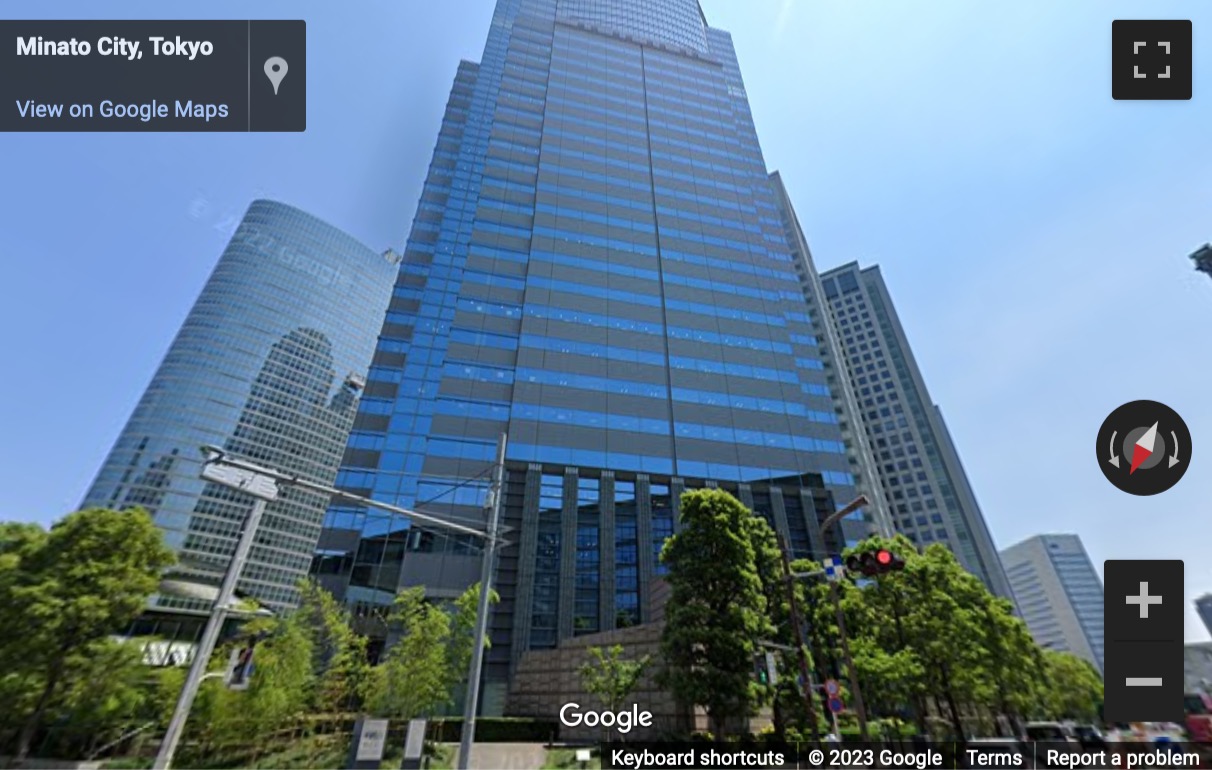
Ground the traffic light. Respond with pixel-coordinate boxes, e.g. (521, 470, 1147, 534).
(844, 548, 906, 577)
(753, 651, 778, 686)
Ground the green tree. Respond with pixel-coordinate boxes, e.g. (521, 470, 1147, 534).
(579, 644, 651, 716)
(366, 583, 497, 720)
(242, 612, 316, 737)
(45, 639, 165, 758)
(296, 580, 370, 712)
(0, 508, 175, 763)
(659, 489, 774, 737)
(828, 536, 1050, 738)
(975, 597, 1046, 731)
(1039, 650, 1103, 722)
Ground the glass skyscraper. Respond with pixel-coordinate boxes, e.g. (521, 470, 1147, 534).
(84, 200, 398, 616)
(311, 0, 873, 710)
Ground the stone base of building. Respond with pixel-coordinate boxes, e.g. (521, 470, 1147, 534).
(505, 619, 692, 741)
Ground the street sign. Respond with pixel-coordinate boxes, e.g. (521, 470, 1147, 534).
(201, 462, 279, 501)
(764, 651, 779, 686)
(828, 697, 845, 714)
(823, 556, 846, 583)
(824, 679, 840, 696)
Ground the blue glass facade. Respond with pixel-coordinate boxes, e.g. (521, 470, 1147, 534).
(83, 200, 398, 613)
(310, 0, 872, 709)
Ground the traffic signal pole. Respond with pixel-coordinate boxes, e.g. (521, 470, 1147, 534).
(815, 495, 872, 741)
(829, 578, 870, 740)
(776, 532, 821, 740)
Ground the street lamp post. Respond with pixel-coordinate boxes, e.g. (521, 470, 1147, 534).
(152, 437, 508, 770)
(153, 456, 280, 770)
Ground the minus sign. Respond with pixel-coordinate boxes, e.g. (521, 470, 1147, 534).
(1126, 678, 1163, 687)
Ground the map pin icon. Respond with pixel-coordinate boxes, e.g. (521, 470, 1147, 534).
(264, 57, 288, 95)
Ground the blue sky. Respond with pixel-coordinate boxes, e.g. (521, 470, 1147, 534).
(1, 1, 1209, 639)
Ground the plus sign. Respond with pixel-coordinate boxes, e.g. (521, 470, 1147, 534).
(1126, 581, 1163, 619)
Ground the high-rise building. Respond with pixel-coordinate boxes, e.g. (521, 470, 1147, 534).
(84, 200, 398, 618)
(1192, 243, 1212, 278)
(1000, 534, 1105, 672)
(770, 173, 894, 538)
(310, 0, 878, 709)
(1196, 594, 1212, 637)
(817, 261, 1013, 599)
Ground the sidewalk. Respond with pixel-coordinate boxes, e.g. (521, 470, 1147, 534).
(452, 742, 549, 770)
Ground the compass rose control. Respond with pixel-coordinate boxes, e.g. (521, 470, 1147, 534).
(1096, 400, 1191, 496)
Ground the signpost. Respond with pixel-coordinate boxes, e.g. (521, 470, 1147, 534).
(824, 680, 844, 738)
(827, 696, 845, 739)
(348, 718, 389, 769)
(400, 719, 427, 770)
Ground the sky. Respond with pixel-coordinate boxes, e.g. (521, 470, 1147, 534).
(1, 1, 1209, 640)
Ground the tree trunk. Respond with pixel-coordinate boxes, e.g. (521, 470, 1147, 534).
(913, 695, 929, 736)
(14, 660, 65, 765)
(942, 684, 964, 738)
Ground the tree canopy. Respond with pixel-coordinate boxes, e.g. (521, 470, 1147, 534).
(0, 507, 176, 762)
(800, 535, 1102, 737)
(659, 489, 776, 736)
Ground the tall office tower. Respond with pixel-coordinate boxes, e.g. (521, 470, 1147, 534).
(1197, 594, 1212, 637)
(310, 0, 876, 709)
(84, 200, 398, 621)
(817, 262, 1013, 600)
(1192, 243, 1212, 279)
(1000, 534, 1105, 672)
(770, 172, 893, 537)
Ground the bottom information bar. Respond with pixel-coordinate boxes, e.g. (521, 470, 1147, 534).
(598, 741, 1210, 770)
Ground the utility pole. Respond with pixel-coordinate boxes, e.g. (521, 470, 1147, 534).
(154, 461, 279, 770)
(775, 532, 820, 740)
(456, 433, 506, 770)
(815, 495, 871, 740)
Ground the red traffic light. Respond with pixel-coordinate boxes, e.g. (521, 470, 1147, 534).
(843, 548, 905, 577)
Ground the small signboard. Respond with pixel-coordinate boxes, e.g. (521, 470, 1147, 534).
(824, 679, 840, 697)
(347, 717, 389, 769)
(356, 719, 389, 761)
(400, 719, 426, 770)
(822, 556, 846, 583)
(828, 696, 845, 714)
